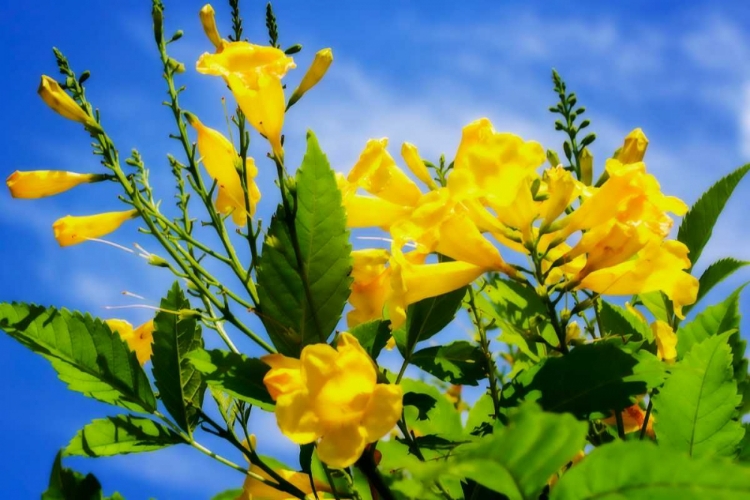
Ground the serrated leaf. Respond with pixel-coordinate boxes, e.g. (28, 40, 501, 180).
(152, 282, 206, 435)
(0, 303, 155, 413)
(599, 301, 653, 343)
(349, 319, 391, 360)
(392, 403, 587, 500)
(65, 415, 184, 457)
(411, 341, 485, 385)
(186, 349, 274, 410)
(394, 287, 468, 356)
(638, 291, 672, 323)
(677, 163, 750, 266)
(400, 378, 462, 439)
(501, 343, 665, 419)
(677, 285, 745, 361)
(653, 332, 744, 458)
(552, 441, 750, 500)
(257, 131, 352, 356)
(43, 452, 103, 500)
(684, 258, 750, 315)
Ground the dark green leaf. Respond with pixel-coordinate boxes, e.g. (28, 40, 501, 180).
(501, 343, 665, 419)
(599, 301, 653, 343)
(65, 415, 184, 457)
(654, 332, 744, 458)
(186, 349, 274, 410)
(552, 441, 750, 500)
(403, 392, 437, 421)
(677, 163, 750, 266)
(152, 282, 206, 435)
(257, 131, 352, 356)
(401, 378, 462, 439)
(685, 258, 750, 315)
(43, 452, 103, 500)
(349, 320, 391, 360)
(394, 287, 467, 356)
(411, 341, 485, 385)
(0, 303, 155, 413)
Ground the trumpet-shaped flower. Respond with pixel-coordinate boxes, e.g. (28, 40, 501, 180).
(199, 4, 224, 50)
(104, 319, 154, 365)
(617, 128, 649, 164)
(38, 76, 101, 131)
(288, 48, 333, 107)
(602, 402, 654, 438)
(348, 249, 392, 328)
(197, 42, 295, 157)
(6, 170, 103, 199)
(347, 138, 422, 206)
(401, 142, 437, 189)
(187, 114, 260, 224)
(652, 320, 677, 361)
(262, 333, 403, 468)
(53, 209, 138, 247)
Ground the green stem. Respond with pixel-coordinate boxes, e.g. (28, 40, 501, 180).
(615, 410, 626, 440)
(467, 287, 502, 418)
(640, 399, 654, 440)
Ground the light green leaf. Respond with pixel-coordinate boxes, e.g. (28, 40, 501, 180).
(257, 131, 352, 356)
(552, 441, 750, 500)
(65, 415, 184, 457)
(501, 343, 665, 419)
(349, 320, 391, 360)
(638, 291, 672, 323)
(685, 258, 750, 315)
(42, 452, 104, 500)
(599, 301, 653, 343)
(211, 490, 243, 500)
(411, 340, 485, 385)
(0, 303, 155, 413)
(677, 163, 750, 266)
(653, 332, 744, 458)
(400, 378, 462, 439)
(394, 286, 467, 356)
(152, 282, 206, 435)
(677, 285, 745, 361)
(465, 393, 494, 436)
(186, 349, 274, 410)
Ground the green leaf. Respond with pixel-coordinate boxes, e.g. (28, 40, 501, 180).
(394, 286, 467, 356)
(653, 332, 744, 458)
(411, 341, 485, 385)
(211, 489, 243, 500)
(599, 301, 653, 343)
(400, 378, 462, 439)
(257, 131, 352, 356)
(465, 393, 494, 436)
(677, 285, 745, 361)
(685, 258, 750, 315)
(638, 291, 672, 323)
(349, 320, 391, 360)
(186, 349, 274, 410)
(65, 415, 184, 457)
(43, 452, 104, 500)
(738, 424, 750, 464)
(0, 303, 155, 413)
(501, 342, 665, 419)
(551, 441, 750, 500)
(677, 163, 750, 266)
(392, 403, 588, 500)
(152, 282, 206, 435)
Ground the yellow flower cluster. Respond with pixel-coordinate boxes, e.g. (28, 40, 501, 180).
(104, 319, 155, 366)
(342, 121, 698, 329)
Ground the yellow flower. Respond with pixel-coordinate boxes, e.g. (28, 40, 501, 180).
(347, 249, 392, 328)
(199, 4, 224, 50)
(237, 436, 329, 500)
(337, 174, 414, 229)
(347, 138, 422, 206)
(579, 147, 593, 185)
(104, 319, 154, 365)
(539, 166, 579, 229)
(197, 42, 295, 157)
(452, 118, 545, 208)
(38, 76, 101, 131)
(53, 209, 138, 247)
(617, 128, 649, 164)
(262, 333, 403, 468)
(187, 114, 260, 224)
(578, 240, 698, 318)
(6, 170, 102, 199)
(401, 142, 437, 189)
(652, 320, 677, 361)
(568, 220, 654, 278)
(288, 48, 333, 107)
(602, 402, 654, 438)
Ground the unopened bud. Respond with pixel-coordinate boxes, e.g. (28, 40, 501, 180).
(38, 76, 102, 132)
(199, 4, 224, 50)
(546, 149, 561, 168)
(565, 321, 581, 343)
(147, 254, 170, 268)
(617, 128, 648, 164)
(287, 48, 333, 108)
(580, 148, 593, 185)
(167, 58, 185, 74)
(178, 309, 201, 321)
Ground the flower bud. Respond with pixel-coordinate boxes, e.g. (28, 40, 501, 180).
(53, 209, 138, 247)
(147, 254, 170, 268)
(401, 142, 437, 189)
(565, 321, 581, 343)
(287, 48, 333, 108)
(580, 147, 593, 185)
(617, 128, 649, 164)
(546, 149, 561, 168)
(6, 170, 105, 199)
(199, 4, 224, 50)
(38, 76, 101, 131)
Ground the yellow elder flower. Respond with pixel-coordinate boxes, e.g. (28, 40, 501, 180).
(652, 320, 677, 361)
(288, 48, 333, 108)
(6, 170, 102, 199)
(105, 319, 154, 365)
(262, 333, 403, 468)
(199, 4, 224, 50)
(187, 114, 260, 224)
(337, 173, 413, 229)
(53, 209, 138, 247)
(578, 240, 698, 318)
(617, 128, 649, 164)
(539, 166, 579, 228)
(347, 249, 393, 328)
(38, 76, 101, 131)
(401, 142, 438, 189)
(347, 138, 422, 206)
(602, 402, 654, 438)
(197, 42, 295, 157)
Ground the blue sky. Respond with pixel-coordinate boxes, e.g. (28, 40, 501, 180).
(2, 0, 750, 498)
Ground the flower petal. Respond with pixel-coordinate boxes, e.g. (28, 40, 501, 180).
(360, 384, 403, 442)
(316, 422, 367, 468)
(275, 390, 321, 444)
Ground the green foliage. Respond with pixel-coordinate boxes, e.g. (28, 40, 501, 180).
(211, 489, 243, 500)
(394, 286, 468, 356)
(501, 342, 665, 419)
(685, 258, 750, 315)
(551, 441, 750, 499)
(0, 303, 155, 414)
(349, 320, 391, 360)
(152, 282, 206, 435)
(465, 394, 495, 436)
(186, 348, 274, 410)
(257, 131, 352, 356)
(43, 452, 122, 500)
(401, 378, 462, 439)
(638, 291, 672, 323)
(65, 415, 184, 457)
(598, 300, 653, 343)
(654, 333, 744, 458)
(411, 340, 486, 385)
(677, 163, 750, 266)
(392, 404, 587, 500)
